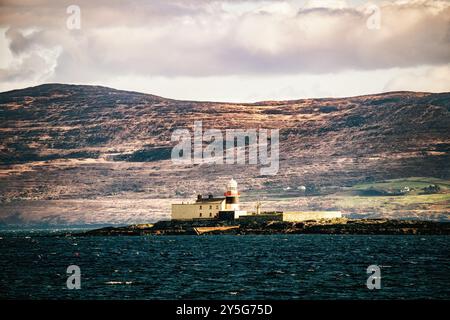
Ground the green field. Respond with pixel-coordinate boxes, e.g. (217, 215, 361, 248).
(249, 177, 450, 221)
(347, 177, 450, 194)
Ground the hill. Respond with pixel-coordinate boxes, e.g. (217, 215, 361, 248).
(0, 84, 449, 225)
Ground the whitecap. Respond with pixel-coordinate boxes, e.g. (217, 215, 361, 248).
(105, 281, 133, 285)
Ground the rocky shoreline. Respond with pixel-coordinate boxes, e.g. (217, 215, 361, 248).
(77, 218, 450, 236)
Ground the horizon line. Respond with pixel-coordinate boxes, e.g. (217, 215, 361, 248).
(0, 82, 446, 105)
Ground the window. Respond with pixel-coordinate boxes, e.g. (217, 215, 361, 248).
(199, 205, 202, 209)
(209, 205, 212, 209)
(209, 212, 212, 217)
(216, 205, 219, 209)
(199, 213, 202, 217)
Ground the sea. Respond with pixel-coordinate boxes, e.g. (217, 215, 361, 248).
(0, 230, 449, 299)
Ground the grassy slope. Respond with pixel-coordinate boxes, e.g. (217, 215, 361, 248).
(348, 177, 450, 193)
(254, 177, 450, 221)
(332, 177, 450, 220)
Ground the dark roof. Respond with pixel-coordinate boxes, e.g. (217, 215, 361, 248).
(195, 197, 225, 203)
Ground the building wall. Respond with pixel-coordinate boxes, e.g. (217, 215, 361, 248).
(282, 211, 342, 222)
(171, 201, 225, 220)
(233, 210, 248, 219)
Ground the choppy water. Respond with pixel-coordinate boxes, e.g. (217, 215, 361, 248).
(0, 231, 449, 299)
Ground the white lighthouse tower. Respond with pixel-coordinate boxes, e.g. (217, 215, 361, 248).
(222, 178, 247, 219)
(224, 178, 240, 211)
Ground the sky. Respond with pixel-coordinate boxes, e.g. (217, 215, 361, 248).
(0, 0, 449, 102)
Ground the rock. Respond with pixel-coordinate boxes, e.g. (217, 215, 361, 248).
(76, 218, 450, 236)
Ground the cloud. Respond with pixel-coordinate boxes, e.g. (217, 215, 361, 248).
(0, 0, 448, 98)
(384, 65, 450, 93)
(0, 28, 61, 83)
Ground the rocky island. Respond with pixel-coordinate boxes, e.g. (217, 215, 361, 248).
(76, 178, 449, 237)
(78, 218, 450, 236)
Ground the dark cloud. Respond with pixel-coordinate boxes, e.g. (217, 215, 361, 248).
(0, 0, 449, 84)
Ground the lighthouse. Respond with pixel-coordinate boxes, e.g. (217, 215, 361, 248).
(224, 178, 240, 211)
(171, 178, 247, 221)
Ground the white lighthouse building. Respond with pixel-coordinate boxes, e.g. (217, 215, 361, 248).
(224, 178, 239, 211)
(171, 178, 247, 220)
(221, 178, 247, 219)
